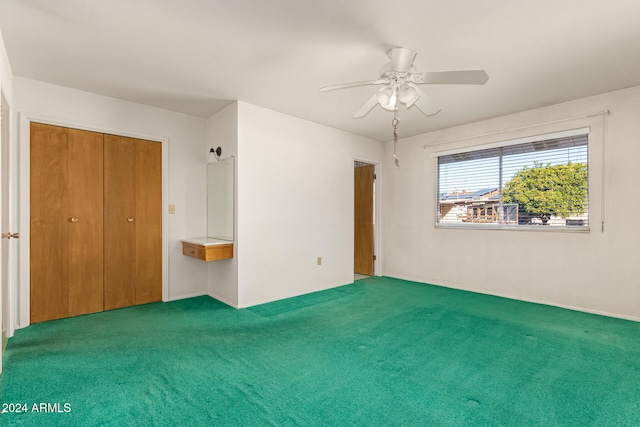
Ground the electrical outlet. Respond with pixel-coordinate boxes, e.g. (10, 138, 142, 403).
(169, 204, 176, 214)
(317, 257, 322, 266)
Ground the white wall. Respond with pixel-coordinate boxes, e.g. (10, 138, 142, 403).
(0, 30, 13, 104)
(236, 102, 383, 307)
(13, 77, 209, 326)
(383, 85, 640, 321)
(206, 103, 239, 307)
(9, 77, 383, 319)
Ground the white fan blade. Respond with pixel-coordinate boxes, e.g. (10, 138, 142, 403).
(320, 80, 386, 92)
(417, 70, 489, 85)
(388, 47, 416, 73)
(409, 85, 441, 117)
(352, 94, 379, 119)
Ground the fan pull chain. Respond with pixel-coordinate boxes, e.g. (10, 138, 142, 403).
(392, 112, 400, 166)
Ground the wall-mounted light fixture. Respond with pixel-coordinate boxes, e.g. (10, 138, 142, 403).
(208, 147, 222, 164)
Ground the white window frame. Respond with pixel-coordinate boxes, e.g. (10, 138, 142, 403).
(432, 127, 591, 232)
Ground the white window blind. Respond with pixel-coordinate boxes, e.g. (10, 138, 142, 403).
(436, 131, 589, 229)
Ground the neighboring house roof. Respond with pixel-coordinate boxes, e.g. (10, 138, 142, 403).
(440, 187, 498, 201)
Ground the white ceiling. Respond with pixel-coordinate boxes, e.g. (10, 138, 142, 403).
(1, 0, 640, 142)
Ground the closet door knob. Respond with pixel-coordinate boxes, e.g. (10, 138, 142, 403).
(70, 217, 79, 223)
(127, 217, 134, 222)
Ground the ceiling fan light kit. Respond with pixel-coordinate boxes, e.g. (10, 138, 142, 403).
(376, 86, 396, 111)
(398, 84, 419, 107)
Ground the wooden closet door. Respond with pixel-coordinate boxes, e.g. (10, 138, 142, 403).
(30, 124, 104, 323)
(104, 135, 162, 310)
(104, 135, 137, 310)
(135, 138, 162, 305)
(68, 129, 104, 317)
(30, 123, 69, 323)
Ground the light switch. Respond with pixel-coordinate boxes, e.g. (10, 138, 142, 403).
(169, 204, 176, 214)
(317, 257, 322, 266)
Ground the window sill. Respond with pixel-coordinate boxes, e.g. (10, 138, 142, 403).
(435, 223, 590, 233)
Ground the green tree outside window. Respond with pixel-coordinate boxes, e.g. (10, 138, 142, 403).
(502, 162, 587, 224)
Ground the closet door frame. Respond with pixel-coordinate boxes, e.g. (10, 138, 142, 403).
(18, 114, 169, 328)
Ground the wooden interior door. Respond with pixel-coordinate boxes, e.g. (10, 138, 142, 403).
(134, 138, 162, 305)
(104, 135, 162, 310)
(354, 164, 375, 276)
(103, 135, 137, 310)
(67, 129, 104, 317)
(31, 123, 105, 323)
(30, 123, 70, 323)
(31, 126, 161, 322)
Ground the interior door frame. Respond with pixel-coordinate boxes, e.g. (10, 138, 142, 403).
(1, 90, 16, 371)
(354, 157, 381, 277)
(18, 113, 170, 328)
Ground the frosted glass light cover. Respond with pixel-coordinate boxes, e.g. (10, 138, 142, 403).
(398, 84, 419, 107)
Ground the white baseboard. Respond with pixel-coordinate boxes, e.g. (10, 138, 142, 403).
(165, 291, 208, 302)
(207, 292, 239, 309)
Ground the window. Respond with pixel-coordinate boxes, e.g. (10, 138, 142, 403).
(436, 129, 589, 229)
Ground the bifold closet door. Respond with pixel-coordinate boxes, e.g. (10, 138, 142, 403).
(67, 129, 104, 316)
(30, 123, 104, 323)
(103, 135, 162, 310)
(134, 138, 162, 305)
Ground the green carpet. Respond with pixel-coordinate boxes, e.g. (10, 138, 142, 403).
(1, 277, 639, 426)
(247, 287, 351, 317)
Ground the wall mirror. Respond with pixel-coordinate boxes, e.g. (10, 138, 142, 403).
(207, 155, 234, 241)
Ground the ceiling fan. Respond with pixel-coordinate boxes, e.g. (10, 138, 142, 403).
(320, 47, 489, 119)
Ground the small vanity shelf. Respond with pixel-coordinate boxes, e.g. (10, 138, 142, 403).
(182, 238, 234, 262)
